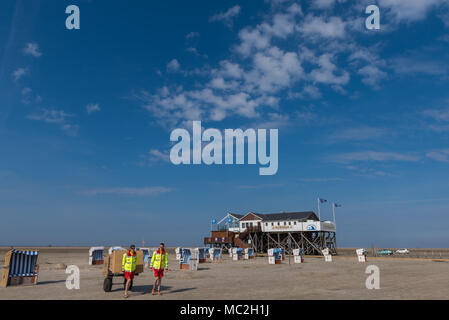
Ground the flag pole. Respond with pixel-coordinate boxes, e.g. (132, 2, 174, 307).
(317, 197, 321, 221)
(332, 203, 336, 224)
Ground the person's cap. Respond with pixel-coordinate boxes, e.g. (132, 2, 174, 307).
(160, 242, 165, 246)
(130, 244, 136, 249)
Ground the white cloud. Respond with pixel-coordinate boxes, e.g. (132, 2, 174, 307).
(186, 47, 208, 58)
(23, 42, 42, 57)
(423, 106, 449, 132)
(12, 68, 28, 81)
(379, 0, 444, 24)
(235, 4, 302, 57)
(186, 31, 200, 39)
(329, 127, 388, 141)
(299, 15, 347, 38)
(426, 149, 449, 162)
(27, 108, 78, 136)
(423, 107, 449, 122)
(289, 85, 322, 99)
(84, 186, 173, 196)
(254, 112, 289, 129)
(392, 57, 449, 76)
(237, 183, 284, 189)
(331, 151, 421, 163)
(235, 28, 271, 57)
(209, 5, 241, 28)
(357, 65, 388, 88)
(148, 149, 171, 163)
(298, 177, 344, 182)
(21, 87, 32, 95)
(244, 47, 304, 93)
(309, 53, 350, 85)
(312, 0, 336, 9)
(215, 60, 244, 79)
(86, 103, 100, 114)
(166, 59, 181, 73)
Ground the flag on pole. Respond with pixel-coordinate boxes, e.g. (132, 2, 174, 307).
(227, 217, 232, 223)
(211, 219, 217, 224)
(334, 203, 342, 207)
(319, 198, 327, 203)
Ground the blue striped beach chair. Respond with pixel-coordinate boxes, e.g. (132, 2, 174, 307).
(232, 247, 244, 261)
(204, 247, 210, 259)
(1, 249, 39, 287)
(244, 248, 255, 259)
(137, 247, 156, 267)
(268, 248, 284, 264)
(196, 248, 207, 263)
(210, 248, 222, 261)
(179, 248, 193, 269)
(88, 246, 105, 265)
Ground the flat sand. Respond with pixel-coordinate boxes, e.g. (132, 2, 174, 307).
(0, 247, 448, 300)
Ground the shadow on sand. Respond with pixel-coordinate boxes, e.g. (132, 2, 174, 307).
(38, 280, 67, 285)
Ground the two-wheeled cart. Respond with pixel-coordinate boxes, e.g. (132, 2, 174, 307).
(102, 250, 143, 292)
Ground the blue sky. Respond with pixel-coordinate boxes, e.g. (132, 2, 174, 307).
(1, 0, 449, 248)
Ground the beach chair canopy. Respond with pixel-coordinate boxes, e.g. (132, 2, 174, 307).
(180, 248, 192, 264)
(108, 246, 125, 254)
(89, 247, 104, 261)
(8, 250, 39, 277)
(211, 248, 222, 258)
(197, 248, 205, 259)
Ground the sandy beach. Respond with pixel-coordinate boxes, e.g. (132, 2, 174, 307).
(1, 247, 448, 300)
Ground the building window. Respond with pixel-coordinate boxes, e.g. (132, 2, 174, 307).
(284, 221, 286, 225)
(277, 222, 280, 226)
(294, 221, 297, 225)
(265, 223, 268, 226)
(288, 221, 291, 225)
(271, 222, 274, 226)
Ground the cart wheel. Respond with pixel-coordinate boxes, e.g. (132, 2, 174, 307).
(103, 277, 113, 292)
(123, 278, 133, 290)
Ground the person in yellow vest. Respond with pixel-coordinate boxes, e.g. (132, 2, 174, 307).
(122, 244, 137, 298)
(149, 242, 168, 295)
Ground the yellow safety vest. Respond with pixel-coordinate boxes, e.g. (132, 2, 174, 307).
(150, 250, 168, 270)
(122, 252, 137, 272)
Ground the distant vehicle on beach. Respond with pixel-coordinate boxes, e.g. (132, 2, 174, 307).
(377, 249, 393, 255)
(395, 248, 410, 254)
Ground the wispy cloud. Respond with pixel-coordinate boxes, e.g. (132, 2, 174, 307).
(84, 186, 173, 196)
(237, 183, 284, 189)
(379, 0, 444, 24)
(298, 177, 344, 182)
(185, 31, 200, 39)
(331, 151, 421, 163)
(209, 5, 241, 28)
(27, 108, 78, 136)
(423, 105, 449, 132)
(426, 149, 449, 163)
(299, 15, 347, 39)
(166, 59, 181, 73)
(345, 165, 393, 178)
(148, 149, 171, 163)
(86, 103, 100, 114)
(392, 57, 449, 76)
(329, 127, 388, 142)
(186, 47, 208, 58)
(23, 42, 42, 57)
(12, 67, 27, 81)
